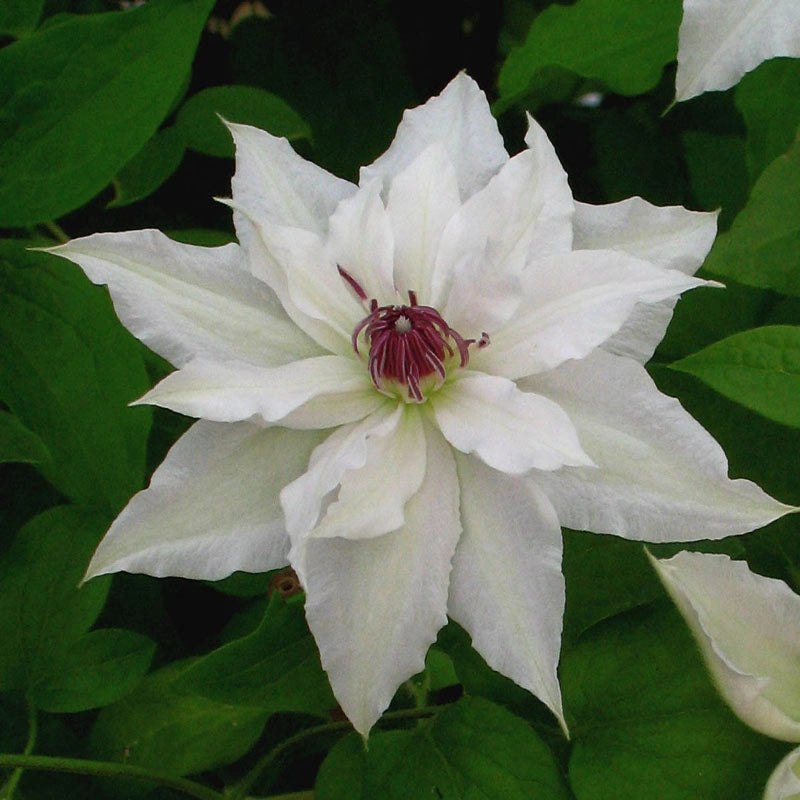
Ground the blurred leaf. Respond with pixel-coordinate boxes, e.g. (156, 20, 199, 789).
(0, 505, 111, 691)
(90, 660, 268, 791)
(0, 0, 214, 226)
(563, 603, 785, 800)
(0, 0, 44, 37)
(497, 0, 682, 112)
(176, 594, 335, 716)
(671, 325, 800, 427)
(109, 126, 186, 208)
(316, 697, 571, 799)
(176, 85, 311, 158)
(0, 410, 50, 465)
(0, 242, 152, 513)
(704, 138, 800, 294)
(165, 228, 236, 247)
(31, 628, 156, 713)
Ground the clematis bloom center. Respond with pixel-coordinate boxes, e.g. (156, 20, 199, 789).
(339, 266, 488, 403)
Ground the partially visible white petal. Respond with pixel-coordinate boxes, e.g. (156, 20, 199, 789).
(47, 231, 320, 368)
(361, 72, 508, 201)
(675, 0, 800, 102)
(386, 144, 461, 302)
(327, 180, 396, 302)
(449, 453, 566, 732)
(280, 404, 400, 542)
(650, 551, 800, 740)
(766, 747, 800, 800)
(296, 423, 460, 736)
(432, 372, 593, 474)
(527, 350, 796, 541)
(573, 198, 719, 362)
(227, 121, 355, 234)
(137, 355, 377, 428)
(472, 250, 709, 379)
(85, 421, 323, 581)
(310, 405, 426, 540)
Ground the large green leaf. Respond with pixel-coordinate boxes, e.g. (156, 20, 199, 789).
(0, 0, 214, 226)
(563, 603, 784, 800)
(0, 409, 50, 466)
(670, 325, 800, 428)
(703, 138, 800, 295)
(175, 593, 335, 717)
(316, 697, 571, 800)
(497, 0, 682, 112)
(0, 242, 152, 513)
(0, 506, 111, 692)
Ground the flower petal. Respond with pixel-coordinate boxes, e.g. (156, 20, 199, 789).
(361, 72, 508, 201)
(309, 405, 426, 540)
(573, 197, 718, 362)
(137, 355, 380, 428)
(449, 453, 566, 732)
(47, 230, 320, 368)
(675, 0, 800, 102)
(295, 423, 460, 735)
(471, 249, 710, 379)
(527, 350, 796, 541)
(650, 551, 800, 741)
(85, 421, 323, 581)
(765, 747, 800, 800)
(431, 372, 592, 474)
(386, 144, 461, 302)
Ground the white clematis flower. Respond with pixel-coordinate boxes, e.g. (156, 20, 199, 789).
(50, 73, 794, 736)
(675, 0, 800, 102)
(650, 551, 800, 799)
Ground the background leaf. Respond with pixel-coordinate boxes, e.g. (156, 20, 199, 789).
(0, 0, 44, 38)
(0, 410, 50, 466)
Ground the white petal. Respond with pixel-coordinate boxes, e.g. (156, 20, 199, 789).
(361, 72, 508, 201)
(431, 372, 592, 474)
(327, 180, 396, 302)
(650, 551, 800, 741)
(675, 0, 800, 102)
(137, 355, 379, 428)
(765, 747, 800, 800)
(527, 350, 795, 541)
(280, 404, 401, 542)
(228, 121, 355, 234)
(386, 144, 461, 302)
(449, 453, 566, 732)
(47, 231, 320, 368)
(296, 423, 460, 735)
(471, 249, 709, 379)
(85, 421, 323, 581)
(573, 198, 719, 362)
(310, 405, 426, 540)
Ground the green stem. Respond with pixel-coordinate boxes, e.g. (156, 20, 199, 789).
(0, 754, 224, 800)
(227, 705, 441, 800)
(42, 220, 70, 243)
(0, 699, 37, 800)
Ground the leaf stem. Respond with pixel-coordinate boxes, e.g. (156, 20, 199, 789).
(42, 220, 70, 243)
(0, 698, 37, 800)
(0, 754, 224, 800)
(227, 705, 441, 800)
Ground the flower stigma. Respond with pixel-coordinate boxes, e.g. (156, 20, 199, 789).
(338, 266, 489, 403)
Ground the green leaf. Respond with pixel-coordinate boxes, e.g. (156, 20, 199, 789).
(176, 593, 335, 716)
(176, 84, 312, 158)
(0, 506, 111, 692)
(31, 628, 156, 713)
(90, 660, 268, 787)
(0, 0, 44, 37)
(703, 137, 800, 295)
(0, 242, 152, 513)
(108, 126, 186, 208)
(670, 325, 800, 428)
(0, 0, 215, 226)
(736, 58, 800, 181)
(316, 697, 571, 799)
(497, 0, 682, 112)
(562, 603, 784, 800)
(0, 409, 50, 465)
